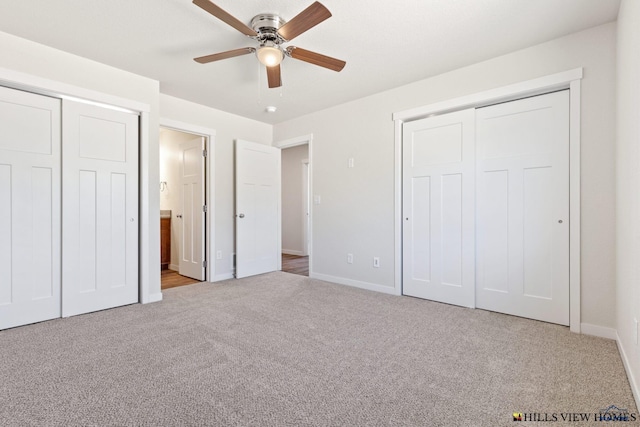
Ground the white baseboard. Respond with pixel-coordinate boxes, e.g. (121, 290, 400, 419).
(213, 273, 235, 282)
(580, 323, 617, 340)
(310, 272, 397, 295)
(282, 249, 305, 256)
(168, 264, 179, 272)
(617, 333, 640, 412)
(145, 292, 163, 303)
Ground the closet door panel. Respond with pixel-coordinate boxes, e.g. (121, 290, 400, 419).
(62, 100, 139, 317)
(475, 90, 569, 325)
(0, 86, 61, 330)
(402, 108, 475, 308)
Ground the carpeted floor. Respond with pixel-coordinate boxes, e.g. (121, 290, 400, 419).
(1, 272, 637, 426)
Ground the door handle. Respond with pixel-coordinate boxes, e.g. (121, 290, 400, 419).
(238, 213, 245, 218)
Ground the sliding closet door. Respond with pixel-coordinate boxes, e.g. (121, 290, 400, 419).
(475, 90, 569, 325)
(402, 109, 475, 307)
(0, 86, 61, 329)
(62, 100, 139, 317)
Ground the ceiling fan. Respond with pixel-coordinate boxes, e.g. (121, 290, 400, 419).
(192, 0, 346, 88)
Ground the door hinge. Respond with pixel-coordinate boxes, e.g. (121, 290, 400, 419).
(203, 260, 207, 268)
(203, 149, 207, 157)
(203, 205, 207, 213)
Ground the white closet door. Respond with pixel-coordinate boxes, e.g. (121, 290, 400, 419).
(402, 109, 475, 307)
(475, 90, 569, 325)
(62, 100, 139, 317)
(235, 140, 280, 279)
(0, 86, 61, 329)
(179, 136, 205, 281)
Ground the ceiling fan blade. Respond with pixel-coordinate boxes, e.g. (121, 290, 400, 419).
(266, 64, 282, 88)
(286, 47, 346, 72)
(194, 47, 255, 64)
(193, 0, 257, 37)
(277, 2, 331, 41)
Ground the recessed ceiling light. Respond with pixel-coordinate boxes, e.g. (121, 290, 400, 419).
(266, 106, 277, 113)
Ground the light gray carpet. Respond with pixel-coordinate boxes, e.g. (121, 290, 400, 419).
(1, 272, 637, 426)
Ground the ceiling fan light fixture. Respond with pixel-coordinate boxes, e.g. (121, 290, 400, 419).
(256, 45, 284, 67)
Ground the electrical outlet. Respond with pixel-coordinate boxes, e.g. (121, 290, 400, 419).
(373, 257, 380, 268)
(348, 158, 355, 168)
(347, 253, 353, 264)
(216, 250, 223, 260)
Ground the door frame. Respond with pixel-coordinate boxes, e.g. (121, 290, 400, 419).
(160, 118, 216, 283)
(393, 68, 583, 333)
(274, 134, 314, 273)
(302, 158, 310, 257)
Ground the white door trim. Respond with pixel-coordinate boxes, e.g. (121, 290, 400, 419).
(393, 68, 583, 333)
(0, 67, 158, 306)
(160, 118, 216, 283)
(274, 135, 313, 274)
(301, 159, 310, 257)
(274, 134, 313, 149)
(0, 67, 150, 113)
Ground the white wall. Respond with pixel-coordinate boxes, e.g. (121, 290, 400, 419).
(159, 94, 273, 281)
(273, 23, 617, 328)
(616, 0, 640, 403)
(160, 128, 198, 269)
(281, 144, 309, 255)
(0, 30, 162, 302)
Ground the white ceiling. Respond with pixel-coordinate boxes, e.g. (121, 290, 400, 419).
(0, 0, 620, 124)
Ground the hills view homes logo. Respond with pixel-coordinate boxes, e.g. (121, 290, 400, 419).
(513, 405, 637, 422)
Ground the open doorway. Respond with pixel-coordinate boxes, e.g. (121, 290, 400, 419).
(281, 143, 310, 276)
(159, 127, 207, 290)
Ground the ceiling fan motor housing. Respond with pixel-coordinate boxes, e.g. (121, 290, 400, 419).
(251, 14, 287, 44)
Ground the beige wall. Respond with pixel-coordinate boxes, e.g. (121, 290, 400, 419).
(281, 144, 309, 255)
(616, 0, 640, 402)
(274, 23, 617, 328)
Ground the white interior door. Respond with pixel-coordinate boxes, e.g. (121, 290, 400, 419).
(402, 109, 475, 307)
(475, 90, 569, 325)
(235, 140, 281, 278)
(0, 86, 61, 329)
(179, 137, 205, 280)
(62, 100, 139, 317)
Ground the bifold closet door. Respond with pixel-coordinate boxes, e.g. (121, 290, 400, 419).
(402, 109, 475, 308)
(475, 90, 569, 325)
(0, 86, 61, 329)
(62, 100, 139, 317)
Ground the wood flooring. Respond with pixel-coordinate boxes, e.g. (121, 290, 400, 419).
(162, 256, 308, 288)
(282, 254, 309, 276)
(161, 269, 200, 290)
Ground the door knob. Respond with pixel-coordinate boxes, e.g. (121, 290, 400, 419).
(238, 213, 245, 218)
